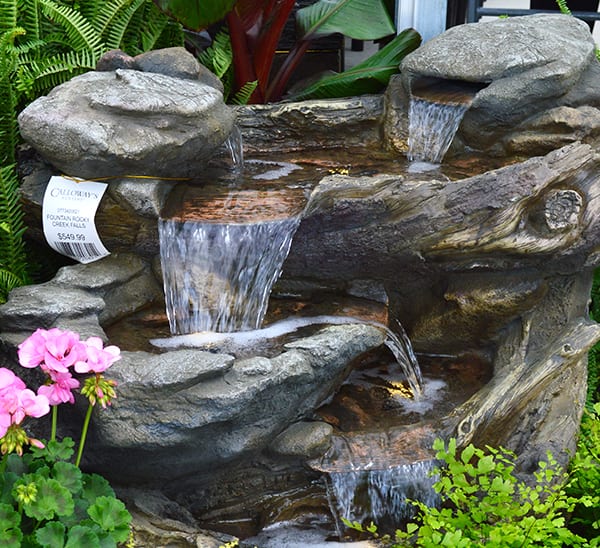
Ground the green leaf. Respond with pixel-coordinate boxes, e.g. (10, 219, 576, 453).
(0, 502, 21, 544)
(22, 477, 74, 522)
(461, 444, 476, 465)
(65, 524, 100, 548)
(152, 0, 237, 31)
(52, 462, 83, 496)
(477, 455, 495, 475)
(31, 438, 75, 463)
(296, 0, 395, 41)
(87, 496, 131, 542)
(81, 474, 115, 505)
(35, 521, 66, 548)
(287, 28, 420, 101)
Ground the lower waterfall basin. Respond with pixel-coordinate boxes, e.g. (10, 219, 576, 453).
(316, 349, 492, 433)
(196, 347, 492, 543)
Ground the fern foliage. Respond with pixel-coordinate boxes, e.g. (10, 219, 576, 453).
(199, 28, 234, 100)
(556, 0, 572, 15)
(0, 164, 29, 302)
(197, 28, 256, 105)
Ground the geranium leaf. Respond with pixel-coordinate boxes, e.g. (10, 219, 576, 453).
(87, 496, 131, 542)
(0, 502, 20, 532)
(23, 478, 74, 521)
(52, 462, 83, 495)
(30, 438, 75, 463)
(64, 524, 100, 548)
(81, 474, 114, 504)
(35, 521, 66, 548)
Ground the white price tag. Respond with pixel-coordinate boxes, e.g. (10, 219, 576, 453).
(42, 176, 110, 264)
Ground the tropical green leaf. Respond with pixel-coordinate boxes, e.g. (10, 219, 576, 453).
(287, 28, 420, 101)
(296, 0, 395, 41)
(152, 0, 237, 31)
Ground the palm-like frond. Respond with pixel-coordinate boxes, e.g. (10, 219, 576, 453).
(121, 0, 182, 54)
(287, 28, 420, 101)
(0, 0, 17, 35)
(0, 267, 23, 303)
(198, 28, 235, 100)
(0, 28, 24, 163)
(199, 29, 232, 78)
(13, 0, 41, 40)
(231, 80, 257, 105)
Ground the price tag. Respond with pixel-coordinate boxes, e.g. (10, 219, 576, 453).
(42, 176, 110, 264)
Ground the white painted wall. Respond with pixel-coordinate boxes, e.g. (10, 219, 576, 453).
(395, 0, 449, 42)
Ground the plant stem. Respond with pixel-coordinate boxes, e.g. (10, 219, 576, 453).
(75, 403, 94, 468)
(51, 405, 57, 442)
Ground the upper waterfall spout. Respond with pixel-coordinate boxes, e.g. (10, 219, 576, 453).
(407, 78, 485, 164)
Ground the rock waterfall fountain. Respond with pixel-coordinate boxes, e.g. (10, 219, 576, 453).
(2, 13, 600, 546)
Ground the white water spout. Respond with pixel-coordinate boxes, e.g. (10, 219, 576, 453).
(408, 97, 469, 164)
(159, 216, 301, 334)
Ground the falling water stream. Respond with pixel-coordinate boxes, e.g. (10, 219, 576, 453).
(159, 216, 301, 334)
(408, 98, 469, 164)
(407, 77, 485, 166)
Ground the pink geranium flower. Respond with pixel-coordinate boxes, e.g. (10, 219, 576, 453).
(0, 368, 50, 438)
(0, 368, 26, 394)
(74, 337, 121, 374)
(18, 328, 85, 373)
(16, 329, 48, 368)
(38, 370, 80, 405)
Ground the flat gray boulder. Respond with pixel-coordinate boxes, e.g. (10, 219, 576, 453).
(18, 69, 236, 179)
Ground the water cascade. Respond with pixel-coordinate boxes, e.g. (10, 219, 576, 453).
(408, 98, 469, 164)
(327, 460, 439, 532)
(158, 130, 307, 335)
(159, 215, 301, 334)
(407, 78, 485, 165)
(224, 125, 244, 172)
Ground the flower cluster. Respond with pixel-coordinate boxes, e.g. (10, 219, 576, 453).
(18, 328, 120, 405)
(0, 328, 121, 456)
(0, 369, 49, 454)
